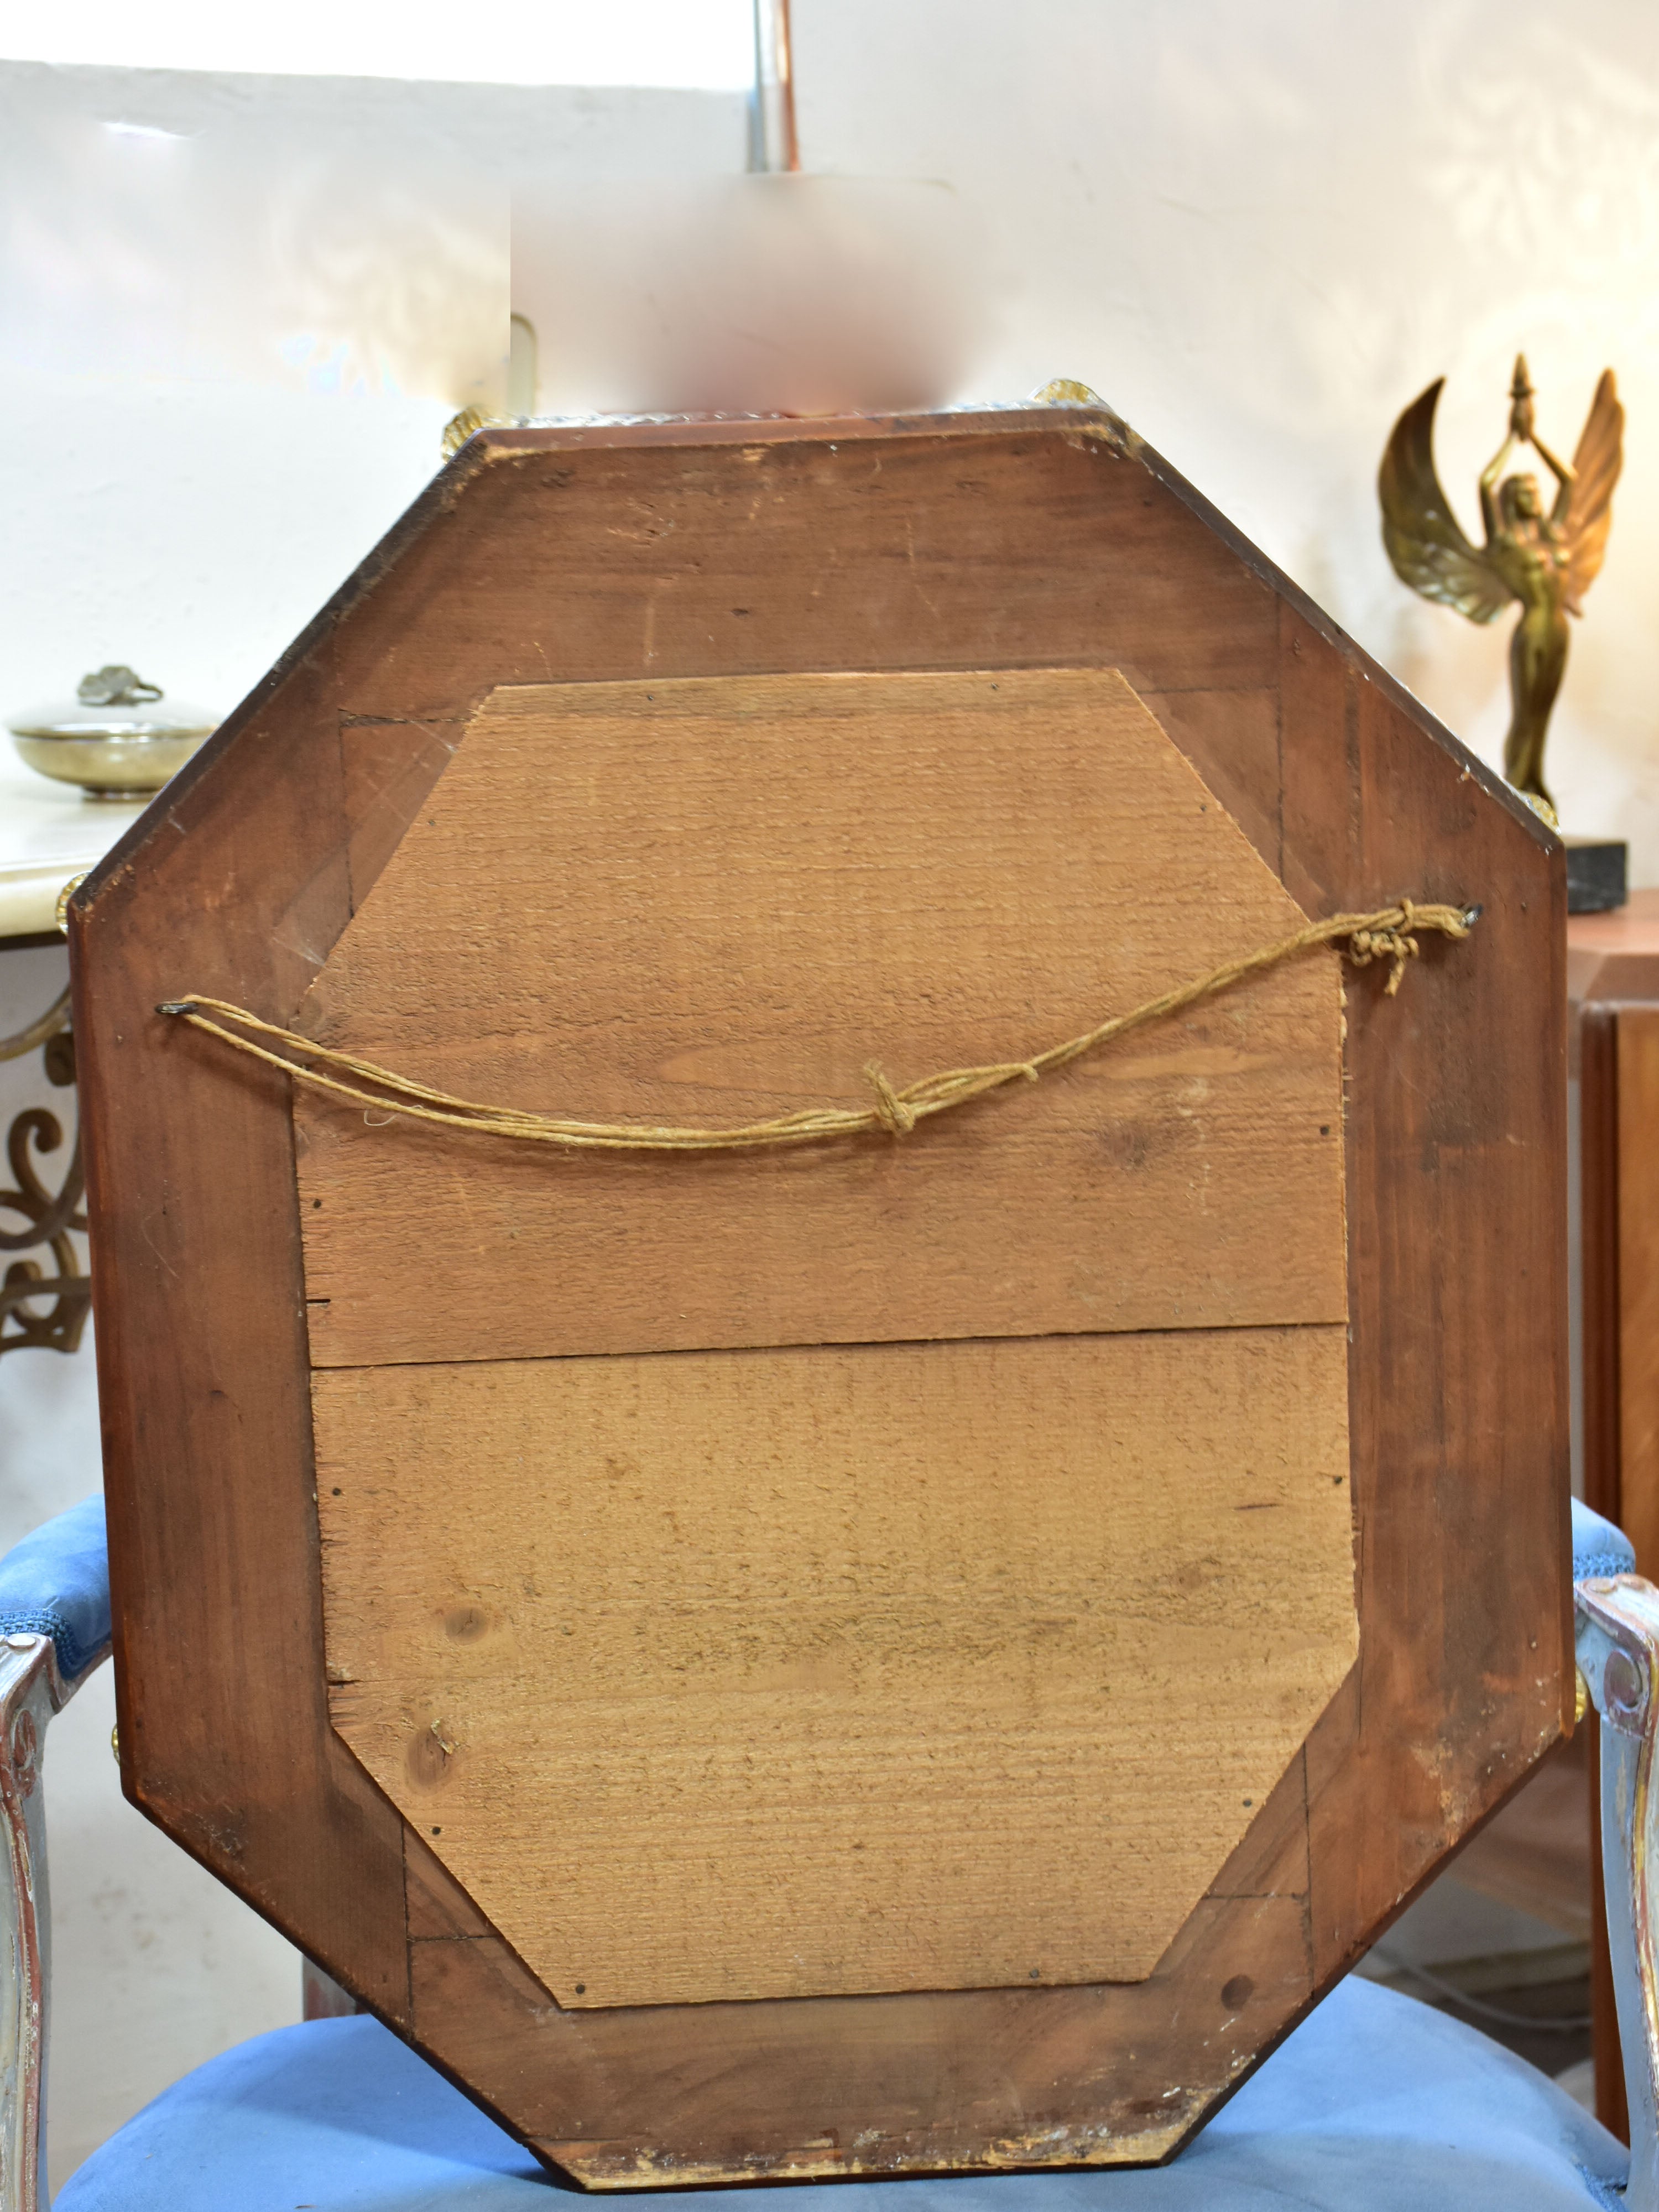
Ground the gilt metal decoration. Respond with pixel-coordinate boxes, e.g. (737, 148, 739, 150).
(1380, 356, 1623, 812)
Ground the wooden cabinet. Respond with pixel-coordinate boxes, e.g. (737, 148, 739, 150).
(1573, 890, 1659, 2135)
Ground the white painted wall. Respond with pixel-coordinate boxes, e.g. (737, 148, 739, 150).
(2, 0, 755, 90)
(794, 0, 1659, 876)
(0, 62, 748, 2194)
(24, 11, 1652, 873)
(0, 65, 747, 730)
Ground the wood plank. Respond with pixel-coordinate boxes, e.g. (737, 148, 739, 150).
(1277, 606, 1571, 1984)
(1208, 1747, 1310, 1900)
(325, 426, 1281, 726)
(1140, 686, 1281, 879)
(406, 1894, 1312, 2184)
(70, 662, 413, 2021)
(297, 668, 1346, 1369)
(319, 1326, 1353, 2009)
(1452, 1734, 1590, 1940)
(404, 1826, 494, 1943)
(340, 717, 464, 914)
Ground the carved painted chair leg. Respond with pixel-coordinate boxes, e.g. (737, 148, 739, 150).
(0, 1494, 113, 2210)
(1577, 1572, 1659, 2210)
(0, 1635, 72, 2212)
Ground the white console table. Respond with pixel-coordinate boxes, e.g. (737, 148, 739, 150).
(0, 761, 144, 945)
(1, 764, 147, 1353)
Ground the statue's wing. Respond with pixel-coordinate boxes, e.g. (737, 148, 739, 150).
(1562, 369, 1623, 615)
(1379, 379, 1512, 623)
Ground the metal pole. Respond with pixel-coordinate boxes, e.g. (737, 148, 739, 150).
(750, 0, 801, 174)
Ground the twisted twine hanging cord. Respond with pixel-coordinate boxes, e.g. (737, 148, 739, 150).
(156, 898, 1476, 1157)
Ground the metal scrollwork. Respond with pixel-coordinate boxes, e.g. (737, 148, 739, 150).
(0, 987, 90, 1357)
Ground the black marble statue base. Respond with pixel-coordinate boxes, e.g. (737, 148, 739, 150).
(1564, 835, 1627, 915)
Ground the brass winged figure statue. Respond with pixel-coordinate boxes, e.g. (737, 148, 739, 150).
(1379, 356, 1622, 811)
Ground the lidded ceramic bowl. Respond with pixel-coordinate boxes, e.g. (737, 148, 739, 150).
(8, 667, 218, 800)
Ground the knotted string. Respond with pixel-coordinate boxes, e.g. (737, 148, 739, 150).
(862, 1063, 919, 1137)
(156, 898, 1476, 1157)
(1345, 897, 1435, 997)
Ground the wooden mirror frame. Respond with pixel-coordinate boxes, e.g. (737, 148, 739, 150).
(72, 403, 1569, 2187)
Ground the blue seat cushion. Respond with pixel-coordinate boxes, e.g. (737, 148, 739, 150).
(56, 1976, 1626, 2210)
(1573, 1496, 1636, 1582)
(0, 1493, 108, 1682)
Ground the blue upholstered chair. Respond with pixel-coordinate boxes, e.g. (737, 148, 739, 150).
(1, 1495, 1650, 2209)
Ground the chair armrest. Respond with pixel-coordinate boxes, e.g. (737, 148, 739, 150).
(0, 1493, 109, 1697)
(1575, 1499, 1658, 2212)
(0, 1497, 111, 2212)
(1574, 1497, 1637, 1587)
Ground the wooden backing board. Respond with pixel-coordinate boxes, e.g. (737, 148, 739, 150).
(302, 663, 1354, 2014)
(316, 1326, 1353, 2008)
(296, 669, 1347, 1366)
(70, 407, 1571, 2184)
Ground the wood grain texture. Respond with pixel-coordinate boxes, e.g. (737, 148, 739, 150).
(1140, 686, 1281, 878)
(1453, 1735, 1589, 1940)
(320, 418, 1282, 727)
(316, 1327, 1353, 2009)
(1277, 603, 1571, 1986)
(69, 662, 413, 2022)
(296, 669, 1345, 1370)
(1207, 1747, 1310, 1901)
(407, 1894, 1312, 2187)
(341, 717, 463, 912)
(69, 406, 1568, 2182)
